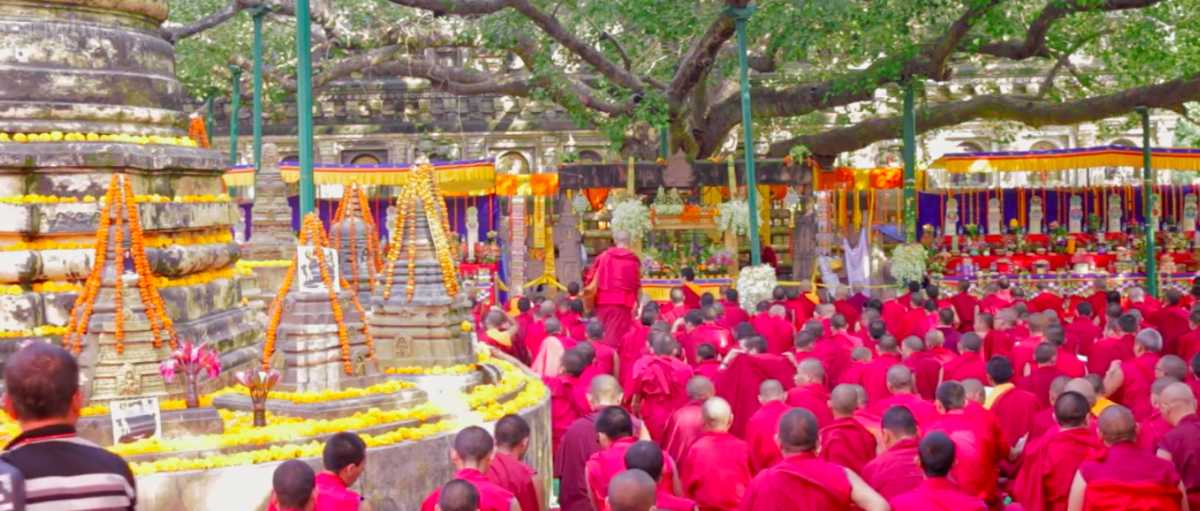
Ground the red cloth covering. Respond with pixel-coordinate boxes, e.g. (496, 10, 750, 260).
(745, 400, 789, 473)
(979, 292, 1013, 316)
(1110, 353, 1159, 421)
(660, 303, 686, 328)
(1013, 427, 1106, 511)
(814, 333, 856, 383)
(861, 392, 941, 430)
(556, 413, 600, 511)
(617, 324, 650, 389)
(1020, 366, 1068, 409)
(560, 310, 588, 343)
(950, 292, 980, 333)
(654, 489, 697, 511)
(595, 304, 635, 352)
(1087, 335, 1134, 377)
(487, 451, 539, 511)
(834, 299, 862, 333)
(818, 417, 878, 473)
(421, 468, 515, 511)
(1086, 291, 1109, 325)
(679, 324, 734, 363)
(890, 477, 988, 511)
(681, 431, 753, 511)
(1180, 328, 1200, 364)
(585, 437, 678, 511)
(630, 355, 694, 440)
(903, 351, 943, 401)
(717, 353, 796, 437)
(522, 319, 549, 368)
(785, 383, 833, 429)
(590, 341, 617, 377)
(927, 409, 1008, 502)
(546, 374, 588, 452)
(1129, 299, 1162, 322)
(944, 352, 989, 383)
(861, 437, 923, 500)
(1079, 443, 1183, 511)
(694, 360, 720, 383)
(719, 299, 750, 330)
(1029, 292, 1065, 318)
(984, 329, 1015, 360)
(1056, 348, 1087, 378)
(785, 296, 816, 328)
(589, 247, 641, 308)
(895, 308, 934, 341)
(1150, 306, 1191, 356)
(1137, 413, 1172, 452)
(682, 282, 702, 311)
(1066, 317, 1102, 358)
(662, 400, 705, 463)
(1157, 413, 1200, 509)
(881, 299, 910, 337)
(267, 472, 362, 511)
(855, 353, 903, 403)
(750, 314, 794, 356)
(738, 452, 853, 511)
(989, 384, 1039, 448)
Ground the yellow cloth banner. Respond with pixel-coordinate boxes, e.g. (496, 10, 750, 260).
(931, 146, 1200, 174)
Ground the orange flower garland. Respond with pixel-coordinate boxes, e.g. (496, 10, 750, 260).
(376, 167, 461, 302)
(112, 192, 125, 355)
(122, 176, 177, 350)
(63, 175, 116, 353)
(261, 255, 296, 370)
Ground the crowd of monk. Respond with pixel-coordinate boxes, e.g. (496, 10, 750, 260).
(438, 264, 1200, 511)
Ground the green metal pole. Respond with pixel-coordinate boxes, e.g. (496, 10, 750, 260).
(1139, 106, 1158, 298)
(204, 96, 214, 145)
(659, 127, 669, 159)
(296, 0, 315, 217)
(902, 81, 917, 243)
(251, 6, 266, 180)
(729, 4, 761, 266)
(228, 66, 242, 166)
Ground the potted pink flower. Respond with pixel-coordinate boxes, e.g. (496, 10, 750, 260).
(235, 369, 280, 427)
(160, 341, 222, 409)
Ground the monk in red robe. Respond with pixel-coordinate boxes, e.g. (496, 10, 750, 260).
(890, 432, 988, 511)
(739, 408, 889, 511)
(978, 281, 1014, 315)
(1156, 382, 1200, 509)
(819, 384, 877, 473)
(719, 289, 750, 331)
(896, 294, 935, 341)
(856, 335, 903, 403)
(521, 303, 554, 367)
(1068, 405, 1186, 511)
(1104, 327, 1162, 420)
(986, 355, 1039, 448)
(693, 343, 721, 383)
(900, 335, 942, 401)
(660, 289, 688, 329)
(420, 426, 518, 511)
(1013, 391, 1106, 511)
(559, 299, 589, 342)
(715, 337, 796, 437)
(681, 310, 734, 362)
(680, 267, 702, 311)
(1089, 313, 1137, 376)
(744, 380, 789, 473)
(1066, 302, 1103, 358)
(1178, 311, 1200, 363)
(546, 350, 590, 451)
(928, 381, 1010, 506)
(833, 287, 862, 334)
(1149, 289, 1190, 356)
(1137, 376, 1177, 452)
(1045, 324, 1086, 378)
(624, 440, 696, 511)
(784, 286, 816, 329)
(861, 364, 941, 428)
(586, 407, 680, 511)
(948, 280, 979, 333)
(979, 313, 1014, 359)
(1127, 286, 1162, 321)
(1021, 343, 1069, 409)
(662, 376, 715, 462)
(557, 376, 627, 511)
(629, 334, 694, 440)
(785, 359, 833, 428)
(1085, 279, 1111, 325)
(1029, 283, 1065, 319)
(586, 230, 642, 347)
(681, 397, 753, 511)
(861, 406, 923, 500)
(618, 308, 656, 389)
(814, 314, 857, 383)
(749, 305, 794, 356)
(488, 415, 544, 511)
(1028, 375, 1073, 445)
(944, 333, 990, 383)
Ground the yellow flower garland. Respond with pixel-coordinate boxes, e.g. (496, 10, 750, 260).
(0, 132, 198, 147)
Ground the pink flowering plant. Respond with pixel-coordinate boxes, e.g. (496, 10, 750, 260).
(159, 340, 222, 408)
(235, 369, 281, 427)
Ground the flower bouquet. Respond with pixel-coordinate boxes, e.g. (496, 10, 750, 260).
(651, 187, 685, 216)
(610, 198, 651, 240)
(717, 200, 760, 236)
(160, 341, 222, 409)
(736, 264, 777, 311)
(890, 243, 928, 287)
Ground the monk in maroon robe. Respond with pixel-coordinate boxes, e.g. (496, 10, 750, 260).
(819, 384, 877, 473)
(661, 376, 715, 463)
(1155, 382, 1200, 509)
(715, 337, 796, 437)
(629, 334, 694, 440)
(586, 231, 642, 347)
(856, 336, 903, 403)
(719, 289, 750, 331)
(890, 432, 988, 511)
(739, 408, 889, 511)
(586, 407, 680, 511)
(1066, 302, 1102, 357)
(784, 286, 816, 329)
(618, 309, 656, 389)
(785, 359, 833, 428)
(1105, 328, 1162, 421)
(977, 313, 1013, 359)
(1178, 312, 1200, 363)
(546, 351, 590, 451)
(928, 381, 1009, 506)
(660, 289, 687, 328)
(1021, 343, 1069, 409)
(1027, 375, 1072, 445)
(623, 440, 695, 511)
(814, 314, 857, 383)
(949, 280, 979, 333)
(900, 336, 942, 400)
(557, 376, 625, 511)
(860, 364, 941, 428)
(1069, 405, 1185, 511)
(750, 305, 794, 356)
(744, 380, 789, 473)
(420, 426, 517, 511)
(681, 397, 753, 511)
(1013, 391, 1106, 511)
(944, 333, 989, 383)
(1029, 284, 1065, 318)
(488, 415, 544, 511)
(861, 406, 924, 500)
(1149, 290, 1190, 356)
(692, 344, 721, 383)
(682, 314, 734, 363)
(522, 303, 553, 367)
(1089, 313, 1137, 376)
(986, 355, 1039, 448)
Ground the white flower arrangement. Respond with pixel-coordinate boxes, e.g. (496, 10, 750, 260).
(651, 187, 685, 216)
(736, 264, 777, 311)
(890, 243, 928, 286)
(610, 198, 651, 240)
(717, 199, 760, 235)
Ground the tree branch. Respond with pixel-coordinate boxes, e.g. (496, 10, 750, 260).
(599, 32, 633, 72)
(667, 13, 736, 109)
(767, 75, 1200, 157)
(506, 0, 643, 92)
(162, 0, 251, 44)
(384, 0, 507, 16)
(978, 0, 1163, 60)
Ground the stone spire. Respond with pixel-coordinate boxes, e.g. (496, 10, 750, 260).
(246, 144, 296, 261)
(331, 184, 383, 306)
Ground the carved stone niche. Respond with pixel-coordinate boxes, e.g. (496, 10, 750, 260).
(663, 151, 696, 188)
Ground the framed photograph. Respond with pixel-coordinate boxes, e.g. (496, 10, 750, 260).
(296, 245, 340, 293)
(110, 397, 162, 445)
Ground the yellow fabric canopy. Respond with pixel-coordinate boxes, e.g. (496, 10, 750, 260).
(930, 145, 1200, 174)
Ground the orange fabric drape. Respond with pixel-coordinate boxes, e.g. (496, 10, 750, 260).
(583, 188, 609, 210)
(188, 116, 210, 148)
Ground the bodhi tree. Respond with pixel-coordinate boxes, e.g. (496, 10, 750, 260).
(165, 0, 1200, 159)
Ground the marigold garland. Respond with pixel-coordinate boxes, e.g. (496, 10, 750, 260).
(112, 194, 125, 355)
(377, 166, 461, 301)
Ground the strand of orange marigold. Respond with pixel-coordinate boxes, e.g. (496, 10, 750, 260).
(340, 275, 374, 359)
(122, 176, 174, 349)
(347, 209, 360, 293)
(305, 214, 354, 374)
(64, 174, 119, 354)
(359, 187, 383, 273)
(112, 180, 126, 355)
(261, 255, 296, 370)
(381, 187, 407, 300)
(405, 191, 418, 302)
(417, 169, 459, 296)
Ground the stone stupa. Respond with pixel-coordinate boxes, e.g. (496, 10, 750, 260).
(331, 183, 383, 306)
(370, 166, 474, 368)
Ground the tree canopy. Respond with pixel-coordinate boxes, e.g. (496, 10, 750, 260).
(166, 0, 1200, 158)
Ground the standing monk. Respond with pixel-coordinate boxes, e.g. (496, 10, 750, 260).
(585, 407, 679, 511)
(587, 230, 642, 347)
(819, 384, 878, 473)
(681, 397, 753, 511)
(1067, 405, 1186, 511)
(420, 426, 518, 511)
(630, 334, 694, 440)
(1013, 391, 1106, 511)
(744, 380, 789, 473)
(985, 355, 1039, 448)
(857, 335, 903, 403)
(624, 441, 697, 511)
(556, 375, 624, 511)
(738, 408, 889, 511)
(662, 376, 715, 462)
(487, 415, 544, 511)
(1155, 382, 1200, 509)
(890, 432, 988, 511)
(944, 333, 989, 383)
(862, 406, 924, 500)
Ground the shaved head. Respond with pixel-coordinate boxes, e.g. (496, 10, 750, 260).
(830, 384, 861, 416)
(1097, 405, 1137, 445)
(701, 397, 733, 431)
(588, 375, 623, 407)
(886, 364, 915, 393)
(1048, 375, 1070, 404)
(796, 358, 825, 385)
(777, 408, 820, 453)
(759, 379, 786, 402)
(1161, 382, 1196, 407)
(936, 381, 966, 411)
(686, 376, 715, 401)
(881, 406, 918, 437)
(437, 479, 479, 511)
(1065, 378, 1097, 406)
(606, 469, 656, 511)
(452, 426, 494, 463)
(1054, 391, 1090, 428)
(623, 441, 666, 481)
(962, 379, 986, 404)
(1157, 355, 1188, 382)
(1160, 382, 1198, 426)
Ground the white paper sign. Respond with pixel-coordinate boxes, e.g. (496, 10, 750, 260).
(296, 245, 341, 293)
(110, 397, 162, 445)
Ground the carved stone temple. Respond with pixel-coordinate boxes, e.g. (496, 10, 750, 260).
(274, 264, 374, 393)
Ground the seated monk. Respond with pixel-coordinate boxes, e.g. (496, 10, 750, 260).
(861, 406, 924, 500)
(1028, 375, 1073, 445)
(813, 314, 856, 383)
(925, 328, 956, 365)
(662, 376, 716, 463)
(420, 426, 518, 511)
(944, 332, 990, 383)
(1104, 327, 1163, 421)
(1066, 301, 1103, 358)
(1138, 376, 1178, 452)
(750, 304, 795, 356)
(719, 289, 750, 331)
(839, 347, 872, 386)
(900, 335, 942, 401)
(861, 364, 941, 429)
(1013, 391, 1106, 511)
(1046, 324, 1086, 378)
(624, 441, 697, 511)
(487, 415, 544, 511)
(680, 308, 734, 363)
(693, 343, 721, 383)
(1155, 382, 1200, 510)
(935, 308, 962, 353)
(660, 288, 688, 330)
(1088, 311, 1136, 377)
(856, 334, 904, 403)
(585, 407, 680, 511)
(681, 397, 753, 511)
(629, 333, 694, 440)
(819, 384, 877, 474)
(715, 336, 796, 437)
(744, 380, 789, 473)
(1019, 342, 1068, 410)
(928, 381, 1010, 506)
(985, 355, 1039, 448)
(1067, 405, 1186, 511)
(890, 431, 988, 511)
(785, 358, 833, 428)
(739, 408, 889, 511)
